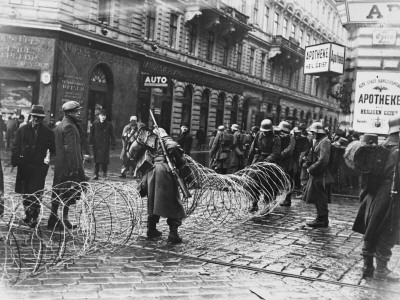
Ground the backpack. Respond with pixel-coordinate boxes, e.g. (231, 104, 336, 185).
(354, 144, 390, 178)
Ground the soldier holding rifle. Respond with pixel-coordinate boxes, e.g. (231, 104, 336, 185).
(135, 111, 190, 244)
(353, 115, 400, 282)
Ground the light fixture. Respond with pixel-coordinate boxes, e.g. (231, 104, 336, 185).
(101, 27, 108, 36)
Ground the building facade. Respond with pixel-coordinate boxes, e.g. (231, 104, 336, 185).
(0, 0, 347, 139)
(337, 0, 400, 134)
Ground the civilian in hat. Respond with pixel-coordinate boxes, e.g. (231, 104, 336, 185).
(176, 123, 193, 155)
(119, 116, 139, 178)
(49, 101, 87, 230)
(89, 109, 116, 180)
(11, 105, 55, 228)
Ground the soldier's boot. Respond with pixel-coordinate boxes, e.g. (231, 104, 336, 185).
(47, 202, 63, 230)
(62, 205, 77, 230)
(306, 215, 329, 228)
(147, 216, 162, 239)
(362, 256, 375, 278)
(374, 259, 399, 282)
(167, 225, 182, 244)
(280, 193, 292, 207)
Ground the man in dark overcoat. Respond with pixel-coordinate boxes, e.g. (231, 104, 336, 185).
(89, 109, 116, 179)
(137, 127, 186, 244)
(209, 125, 232, 174)
(11, 105, 55, 228)
(247, 119, 281, 212)
(352, 116, 400, 282)
(48, 101, 87, 230)
(176, 123, 193, 155)
(302, 122, 333, 228)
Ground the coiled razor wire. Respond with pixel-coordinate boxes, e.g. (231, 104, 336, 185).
(0, 159, 291, 284)
(182, 157, 293, 229)
(0, 181, 144, 285)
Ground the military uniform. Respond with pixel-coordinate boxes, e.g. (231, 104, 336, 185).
(137, 129, 186, 244)
(352, 121, 400, 281)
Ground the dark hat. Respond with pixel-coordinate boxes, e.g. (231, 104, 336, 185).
(362, 133, 378, 144)
(181, 123, 189, 128)
(29, 105, 46, 117)
(99, 109, 107, 115)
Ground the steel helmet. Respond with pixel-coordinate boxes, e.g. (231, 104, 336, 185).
(218, 125, 225, 131)
(388, 114, 400, 134)
(309, 122, 325, 134)
(278, 121, 291, 133)
(231, 124, 240, 131)
(260, 119, 273, 132)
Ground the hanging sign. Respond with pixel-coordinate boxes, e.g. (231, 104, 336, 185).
(353, 72, 400, 134)
(304, 42, 345, 76)
(143, 75, 169, 87)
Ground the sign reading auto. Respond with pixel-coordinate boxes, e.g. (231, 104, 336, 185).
(304, 43, 345, 76)
(143, 75, 168, 87)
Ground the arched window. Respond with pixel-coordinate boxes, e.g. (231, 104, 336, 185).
(91, 66, 107, 84)
(292, 108, 298, 128)
(285, 107, 290, 120)
(216, 93, 225, 127)
(276, 105, 282, 124)
(306, 111, 312, 126)
(230, 96, 239, 126)
(300, 110, 304, 122)
(182, 85, 193, 128)
(200, 89, 210, 133)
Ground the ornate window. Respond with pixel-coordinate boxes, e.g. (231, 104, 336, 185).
(169, 13, 178, 47)
(98, 0, 111, 24)
(91, 66, 107, 84)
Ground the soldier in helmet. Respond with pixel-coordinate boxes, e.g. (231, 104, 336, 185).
(277, 121, 295, 206)
(302, 121, 333, 228)
(247, 119, 281, 212)
(352, 115, 400, 282)
(229, 124, 245, 173)
(209, 125, 233, 174)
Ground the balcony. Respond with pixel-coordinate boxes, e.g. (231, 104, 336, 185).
(269, 35, 305, 67)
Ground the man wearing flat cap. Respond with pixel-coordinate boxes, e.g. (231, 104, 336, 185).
(48, 101, 87, 230)
(11, 105, 55, 228)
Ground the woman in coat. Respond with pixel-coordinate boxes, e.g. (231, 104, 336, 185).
(89, 109, 116, 179)
(11, 105, 55, 228)
(302, 122, 333, 228)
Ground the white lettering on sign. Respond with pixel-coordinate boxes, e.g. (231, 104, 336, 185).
(354, 72, 400, 134)
(347, 2, 400, 23)
(143, 75, 168, 87)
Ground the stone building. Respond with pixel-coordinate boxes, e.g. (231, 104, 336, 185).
(0, 0, 347, 139)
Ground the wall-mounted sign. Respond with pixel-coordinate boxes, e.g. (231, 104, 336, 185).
(346, 2, 400, 23)
(304, 42, 345, 76)
(353, 72, 400, 135)
(372, 29, 397, 45)
(143, 75, 168, 88)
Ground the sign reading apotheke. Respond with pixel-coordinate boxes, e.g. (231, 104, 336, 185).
(353, 72, 400, 135)
(143, 75, 168, 87)
(304, 43, 345, 76)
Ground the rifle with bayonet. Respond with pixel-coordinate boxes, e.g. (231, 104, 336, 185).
(149, 110, 192, 199)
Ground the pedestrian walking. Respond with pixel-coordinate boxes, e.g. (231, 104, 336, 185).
(302, 121, 333, 228)
(195, 126, 206, 150)
(11, 105, 55, 228)
(119, 116, 138, 178)
(209, 125, 233, 174)
(277, 121, 295, 207)
(176, 123, 193, 155)
(48, 101, 87, 230)
(135, 127, 186, 243)
(6, 115, 18, 149)
(228, 124, 245, 173)
(89, 109, 116, 180)
(247, 119, 281, 212)
(352, 116, 400, 282)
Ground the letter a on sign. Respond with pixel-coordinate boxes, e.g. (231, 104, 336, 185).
(366, 5, 383, 19)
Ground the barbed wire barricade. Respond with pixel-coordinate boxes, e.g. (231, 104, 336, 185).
(182, 157, 293, 229)
(0, 181, 144, 285)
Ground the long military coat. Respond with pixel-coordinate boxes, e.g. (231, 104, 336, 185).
(89, 120, 116, 164)
(278, 133, 295, 173)
(302, 136, 333, 204)
(353, 135, 400, 244)
(53, 115, 86, 187)
(12, 122, 55, 194)
(248, 131, 281, 164)
(138, 135, 186, 219)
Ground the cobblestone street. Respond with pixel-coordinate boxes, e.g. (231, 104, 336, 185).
(1, 150, 400, 300)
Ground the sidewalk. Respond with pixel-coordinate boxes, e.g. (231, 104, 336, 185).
(1, 149, 400, 299)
